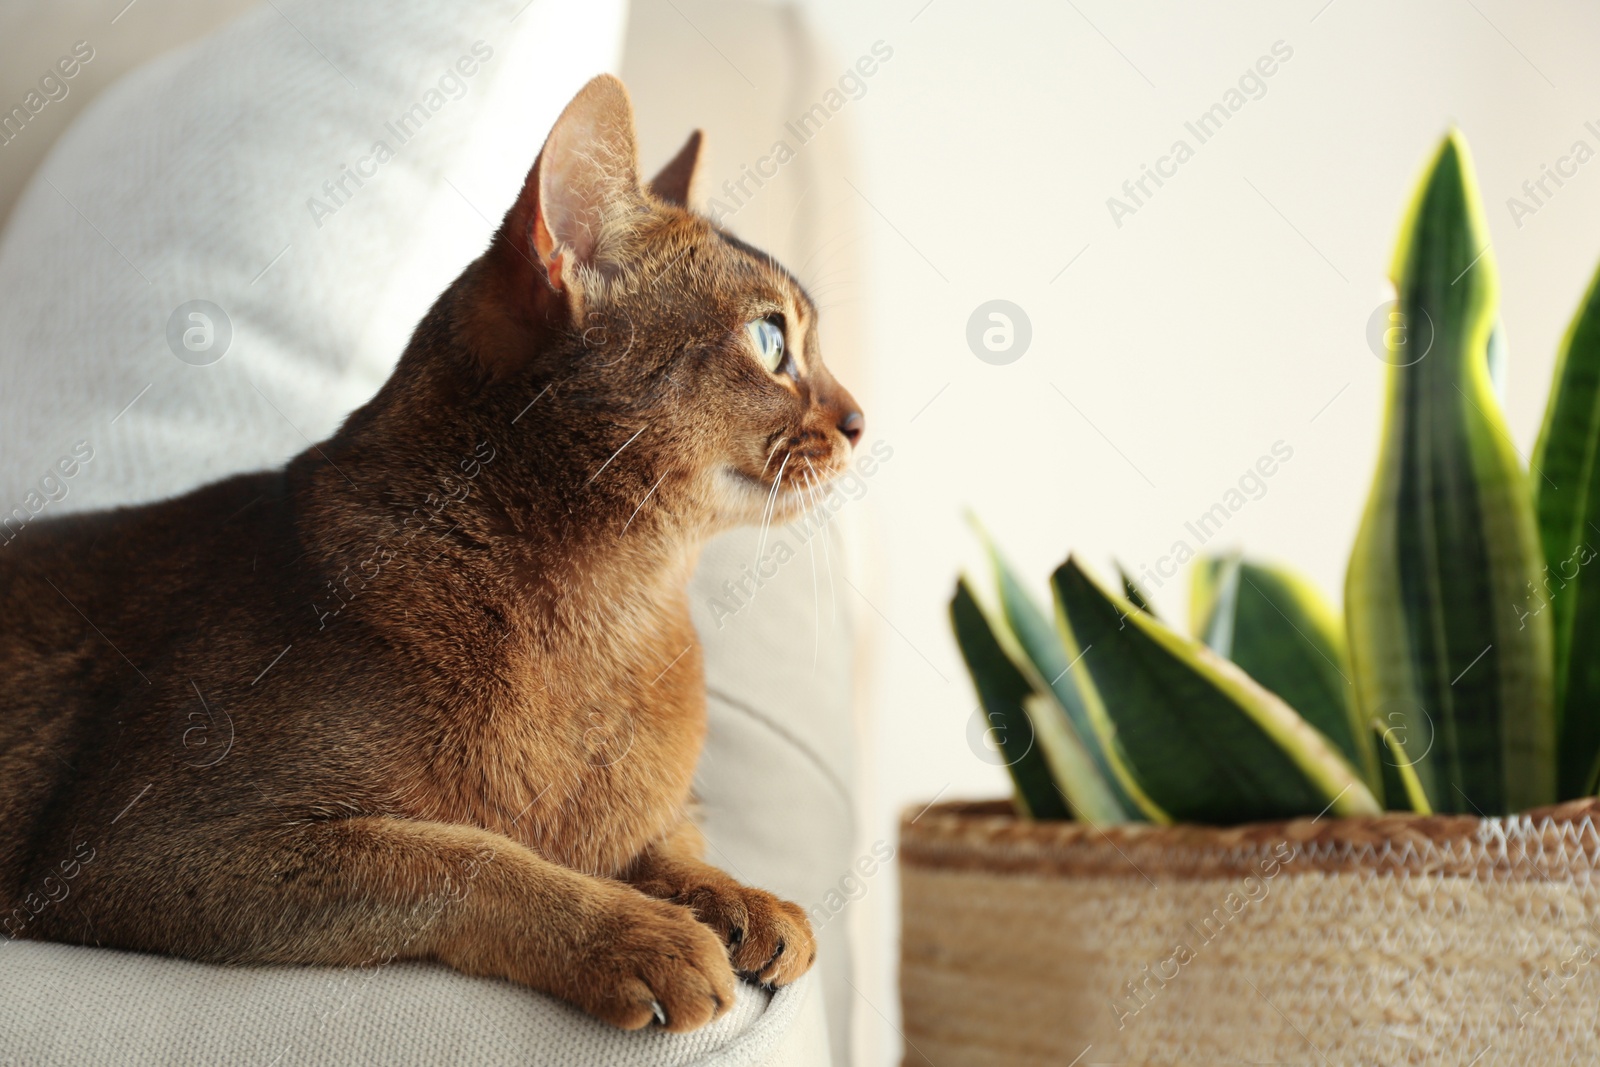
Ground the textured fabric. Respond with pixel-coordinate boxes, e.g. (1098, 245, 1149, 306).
(900, 799, 1600, 1066)
(0, 0, 626, 513)
(0, 941, 818, 1066)
(0, 0, 261, 232)
(0, 0, 852, 1063)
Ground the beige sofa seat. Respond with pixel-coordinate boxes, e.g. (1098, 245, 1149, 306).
(0, 941, 825, 1066)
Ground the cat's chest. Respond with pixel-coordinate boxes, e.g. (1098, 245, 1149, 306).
(421, 619, 709, 875)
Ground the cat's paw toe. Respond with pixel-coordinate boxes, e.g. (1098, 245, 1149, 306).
(721, 888, 815, 987)
(573, 896, 736, 1033)
(652, 878, 816, 987)
(673, 882, 752, 950)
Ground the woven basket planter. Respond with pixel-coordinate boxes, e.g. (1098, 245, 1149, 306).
(898, 798, 1600, 1066)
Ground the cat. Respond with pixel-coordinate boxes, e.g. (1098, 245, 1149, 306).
(0, 74, 863, 1033)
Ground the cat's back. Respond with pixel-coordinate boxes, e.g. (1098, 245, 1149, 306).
(0, 469, 298, 720)
(0, 469, 305, 883)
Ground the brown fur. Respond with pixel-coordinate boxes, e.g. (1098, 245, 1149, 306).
(0, 75, 862, 1032)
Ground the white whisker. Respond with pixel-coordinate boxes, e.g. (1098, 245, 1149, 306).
(813, 480, 835, 626)
(620, 470, 670, 537)
(755, 453, 789, 571)
(804, 457, 838, 624)
(805, 489, 820, 670)
(806, 478, 831, 630)
(588, 423, 650, 484)
(760, 437, 785, 477)
(782, 186, 813, 243)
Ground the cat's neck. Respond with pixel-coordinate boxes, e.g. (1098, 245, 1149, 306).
(288, 424, 706, 654)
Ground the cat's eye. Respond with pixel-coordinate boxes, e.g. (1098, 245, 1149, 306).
(745, 316, 786, 373)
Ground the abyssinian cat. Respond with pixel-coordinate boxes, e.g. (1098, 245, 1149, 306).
(0, 75, 863, 1032)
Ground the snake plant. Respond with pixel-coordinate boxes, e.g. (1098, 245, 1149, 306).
(953, 129, 1589, 823)
(1531, 262, 1600, 798)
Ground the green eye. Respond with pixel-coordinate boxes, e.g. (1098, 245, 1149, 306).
(745, 316, 785, 372)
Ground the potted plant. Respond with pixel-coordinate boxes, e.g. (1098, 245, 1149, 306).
(902, 131, 1600, 1066)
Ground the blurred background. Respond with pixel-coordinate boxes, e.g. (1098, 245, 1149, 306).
(783, 1, 1600, 1062)
(5, 1, 1599, 1063)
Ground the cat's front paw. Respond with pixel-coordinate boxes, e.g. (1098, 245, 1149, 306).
(671, 881, 816, 987)
(567, 894, 737, 1033)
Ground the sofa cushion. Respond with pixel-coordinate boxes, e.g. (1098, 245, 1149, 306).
(0, 941, 825, 1066)
(0, 0, 261, 231)
(0, 0, 628, 513)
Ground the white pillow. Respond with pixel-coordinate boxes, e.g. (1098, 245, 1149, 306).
(0, 0, 626, 518)
(0, 0, 263, 233)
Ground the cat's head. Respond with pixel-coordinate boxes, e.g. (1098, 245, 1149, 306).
(390, 75, 863, 544)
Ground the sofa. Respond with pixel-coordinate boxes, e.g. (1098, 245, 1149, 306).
(0, 1, 866, 1063)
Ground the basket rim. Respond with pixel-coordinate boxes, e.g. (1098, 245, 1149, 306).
(899, 797, 1600, 879)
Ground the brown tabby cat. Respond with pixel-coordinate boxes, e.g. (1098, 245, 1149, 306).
(0, 75, 863, 1033)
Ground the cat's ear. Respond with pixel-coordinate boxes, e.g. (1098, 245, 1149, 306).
(506, 75, 643, 297)
(648, 130, 705, 208)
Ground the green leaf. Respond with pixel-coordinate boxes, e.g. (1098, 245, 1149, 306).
(1117, 563, 1159, 618)
(1374, 719, 1433, 814)
(1052, 556, 1381, 824)
(1190, 555, 1375, 789)
(965, 518, 1154, 822)
(1018, 691, 1128, 822)
(1188, 556, 1227, 641)
(950, 579, 1072, 820)
(1345, 130, 1555, 815)
(1530, 257, 1600, 798)
(954, 576, 1134, 823)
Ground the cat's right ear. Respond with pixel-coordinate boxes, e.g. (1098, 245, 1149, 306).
(500, 75, 644, 307)
(648, 130, 704, 208)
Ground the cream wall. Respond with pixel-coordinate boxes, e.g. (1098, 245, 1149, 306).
(781, 1, 1600, 1062)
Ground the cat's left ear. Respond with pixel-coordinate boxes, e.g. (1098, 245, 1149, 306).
(648, 130, 705, 208)
(504, 75, 644, 299)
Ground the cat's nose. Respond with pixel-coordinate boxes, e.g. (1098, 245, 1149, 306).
(838, 410, 864, 447)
